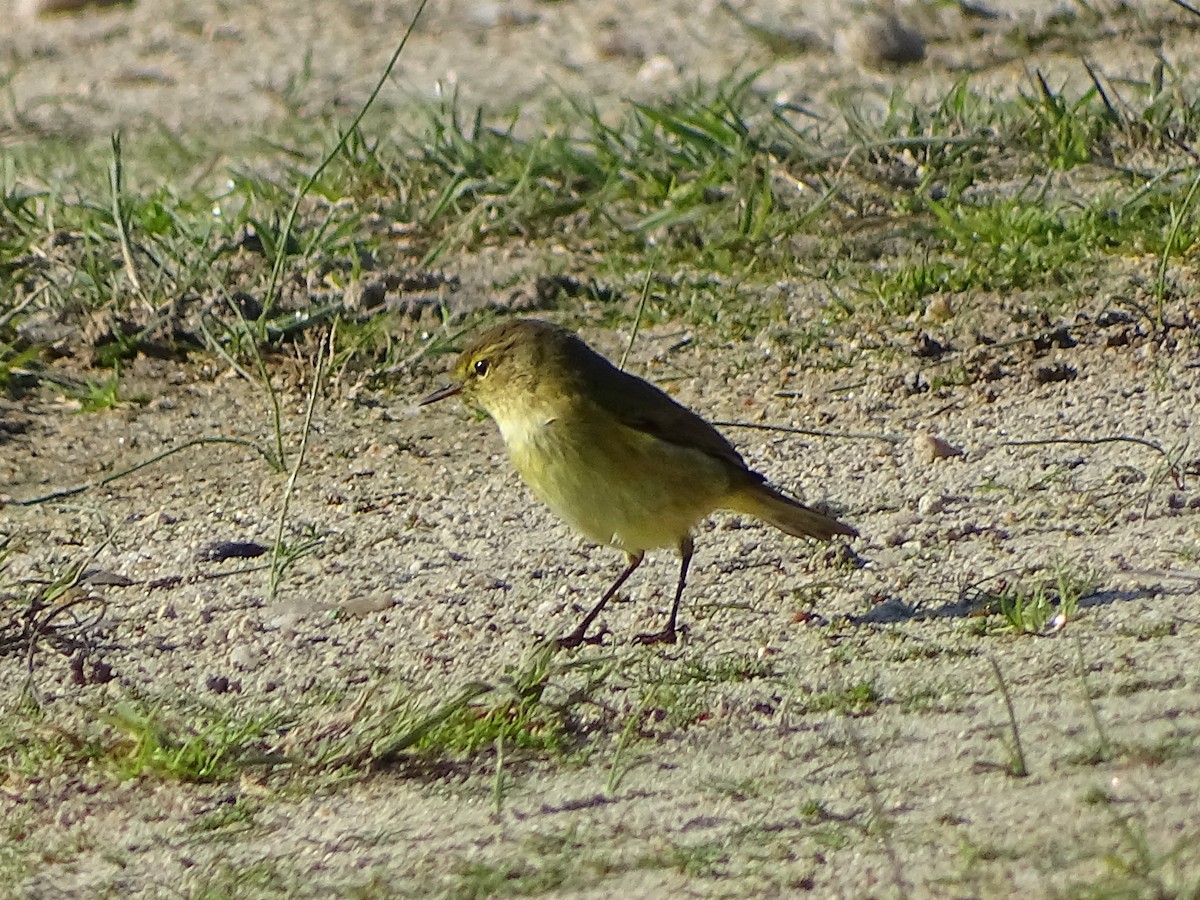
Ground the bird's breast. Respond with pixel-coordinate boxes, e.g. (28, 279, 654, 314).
(491, 403, 733, 552)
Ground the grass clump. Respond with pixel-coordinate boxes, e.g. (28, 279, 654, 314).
(0, 698, 285, 785)
(299, 644, 605, 776)
(965, 563, 1099, 636)
(796, 681, 880, 716)
(1061, 814, 1200, 900)
(103, 701, 284, 782)
(5, 65, 1200, 386)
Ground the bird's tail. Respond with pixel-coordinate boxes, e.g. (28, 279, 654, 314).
(726, 482, 857, 541)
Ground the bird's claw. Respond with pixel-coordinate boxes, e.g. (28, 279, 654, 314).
(633, 626, 679, 646)
(554, 625, 610, 650)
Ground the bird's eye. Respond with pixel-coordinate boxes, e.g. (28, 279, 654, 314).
(473, 358, 490, 378)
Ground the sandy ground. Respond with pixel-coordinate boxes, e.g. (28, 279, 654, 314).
(3, 0, 1191, 138)
(3, 0, 1200, 897)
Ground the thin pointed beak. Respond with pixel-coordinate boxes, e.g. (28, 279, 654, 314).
(418, 383, 463, 406)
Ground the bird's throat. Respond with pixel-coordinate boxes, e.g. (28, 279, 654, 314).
(493, 405, 559, 456)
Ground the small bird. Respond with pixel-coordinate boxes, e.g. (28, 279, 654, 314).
(420, 318, 857, 648)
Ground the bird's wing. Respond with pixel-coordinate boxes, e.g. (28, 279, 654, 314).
(576, 343, 755, 477)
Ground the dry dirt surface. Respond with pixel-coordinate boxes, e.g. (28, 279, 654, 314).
(3, 1, 1200, 898)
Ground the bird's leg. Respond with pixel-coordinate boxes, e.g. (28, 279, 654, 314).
(635, 535, 694, 646)
(556, 551, 644, 649)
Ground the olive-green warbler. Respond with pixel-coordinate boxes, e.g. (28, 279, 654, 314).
(421, 318, 857, 647)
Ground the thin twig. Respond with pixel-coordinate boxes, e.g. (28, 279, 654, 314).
(1008, 434, 1191, 518)
(1155, 165, 1200, 320)
(9, 437, 280, 507)
(619, 269, 655, 372)
(109, 133, 149, 313)
(1003, 435, 1166, 453)
(268, 330, 327, 599)
(1072, 635, 1112, 759)
(233, 295, 289, 472)
(987, 657, 1028, 777)
(712, 420, 903, 443)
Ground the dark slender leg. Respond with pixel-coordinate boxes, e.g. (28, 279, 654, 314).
(635, 535, 694, 645)
(556, 551, 645, 649)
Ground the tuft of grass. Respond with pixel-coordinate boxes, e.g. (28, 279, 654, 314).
(1061, 813, 1200, 899)
(664, 840, 728, 878)
(966, 562, 1099, 635)
(103, 701, 285, 782)
(894, 681, 968, 714)
(677, 650, 779, 683)
(0, 714, 106, 780)
(189, 796, 261, 837)
(303, 643, 607, 775)
(994, 582, 1056, 635)
(68, 370, 125, 412)
(0, 343, 39, 390)
(0, 698, 285, 785)
(796, 681, 880, 716)
(403, 649, 575, 759)
(1019, 72, 1106, 171)
(0, 810, 34, 889)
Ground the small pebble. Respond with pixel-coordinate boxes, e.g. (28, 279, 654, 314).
(914, 433, 964, 464)
(838, 13, 926, 68)
(196, 540, 269, 563)
(637, 55, 678, 83)
(229, 645, 260, 670)
(1034, 362, 1077, 385)
(466, 2, 537, 28)
(341, 592, 396, 618)
(926, 295, 953, 322)
(917, 493, 946, 515)
(269, 612, 303, 637)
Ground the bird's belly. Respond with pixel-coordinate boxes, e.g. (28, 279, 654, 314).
(507, 416, 732, 551)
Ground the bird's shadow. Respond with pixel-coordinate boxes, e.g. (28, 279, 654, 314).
(852, 586, 1164, 626)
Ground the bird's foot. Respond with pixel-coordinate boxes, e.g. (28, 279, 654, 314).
(633, 625, 680, 646)
(554, 625, 610, 650)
